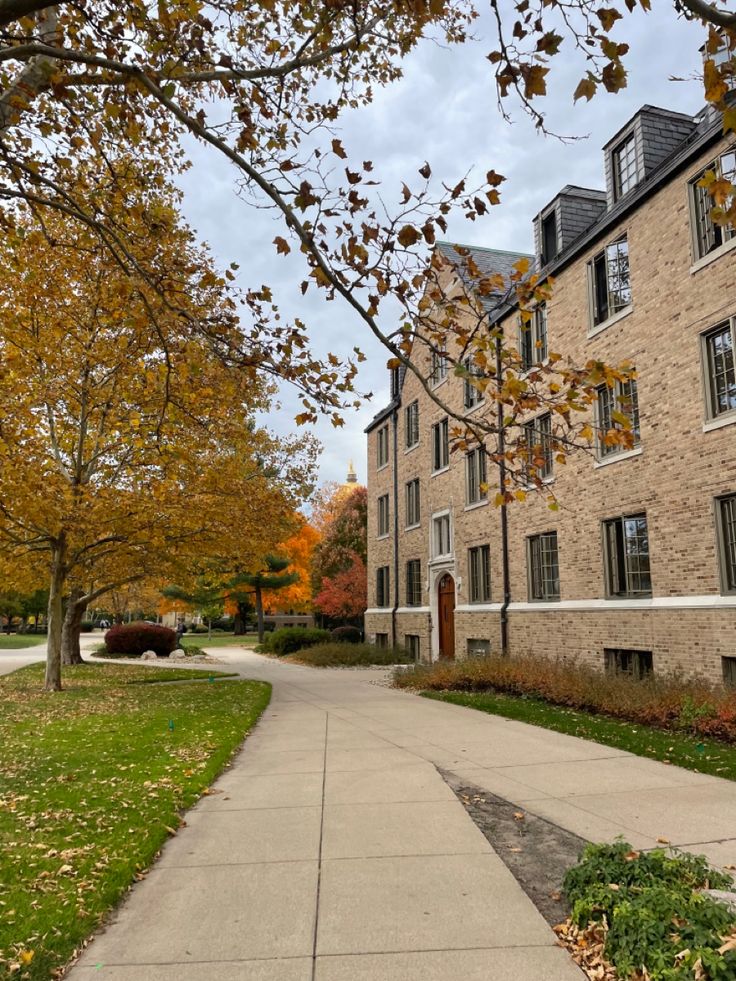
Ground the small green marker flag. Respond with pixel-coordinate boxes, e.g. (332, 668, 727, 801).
(696, 743, 705, 754)
(169, 719, 175, 731)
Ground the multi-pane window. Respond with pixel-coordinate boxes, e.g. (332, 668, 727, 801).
(690, 148, 736, 259)
(596, 378, 641, 458)
(376, 424, 389, 468)
(527, 532, 560, 601)
(430, 341, 449, 385)
(467, 638, 491, 656)
(406, 634, 421, 660)
(463, 358, 483, 409)
(603, 513, 651, 597)
(375, 632, 388, 648)
(541, 210, 558, 265)
(377, 494, 390, 537)
(465, 447, 488, 505)
(703, 320, 736, 420)
(717, 494, 736, 594)
(522, 413, 553, 483)
(612, 134, 639, 200)
(404, 401, 419, 449)
(590, 236, 631, 326)
(406, 478, 421, 528)
(376, 567, 390, 607)
(405, 559, 422, 606)
(604, 648, 653, 680)
(432, 417, 449, 472)
(468, 545, 491, 603)
(723, 656, 736, 688)
(433, 513, 451, 558)
(520, 304, 548, 371)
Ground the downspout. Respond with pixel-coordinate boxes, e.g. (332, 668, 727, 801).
(495, 330, 511, 656)
(391, 404, 400, 648)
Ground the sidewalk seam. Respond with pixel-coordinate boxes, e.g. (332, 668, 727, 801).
(311, 711, 329, 981)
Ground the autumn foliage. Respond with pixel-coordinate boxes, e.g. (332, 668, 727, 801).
(394, 654, 736, 743)
(311, 484, 367, 620)
(314, 554, 367, 621)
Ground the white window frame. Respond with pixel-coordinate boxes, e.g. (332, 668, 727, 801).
(611, 132, 640, 201)
(701, 318, 736, 424)
(527, 531, 560, 602)
(431, 510, 452, 560)
(430, 340, 449, 386)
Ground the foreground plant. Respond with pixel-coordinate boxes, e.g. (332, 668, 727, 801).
(559, 842, 736, 980)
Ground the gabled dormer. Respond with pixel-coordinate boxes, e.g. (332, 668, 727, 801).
(603, 106, 697, 208)
(533, 186, 607, 269)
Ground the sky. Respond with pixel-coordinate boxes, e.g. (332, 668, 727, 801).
(177, 4, 706, 490)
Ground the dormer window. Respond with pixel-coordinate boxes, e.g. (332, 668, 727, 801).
(390, 366, 400, 399)
(612, 133, 639, 201)
(541, 210, 558, 265)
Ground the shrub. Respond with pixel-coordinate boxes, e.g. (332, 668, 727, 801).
(286, 642, 411, 667)
(191, 624, 209, 634)
(80, 621, 95, 633)
(264, 627, 330, 656)
(563, 841, 735, 980)
(104, 622, 177, 658)
(330, 625, 362, 644)
(393, 653, 736, 743)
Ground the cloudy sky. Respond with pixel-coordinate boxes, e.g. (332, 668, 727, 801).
(178, 4, 705, 490)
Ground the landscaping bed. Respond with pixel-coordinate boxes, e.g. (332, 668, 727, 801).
(394, 655, 736, 744)
(285, 641, 412, 667)
(0, 662, 270, 980)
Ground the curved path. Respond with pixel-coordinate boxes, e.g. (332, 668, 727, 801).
(10, 645, 736, 980)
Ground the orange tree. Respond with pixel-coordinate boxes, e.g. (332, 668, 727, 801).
(0, 175, 317, 690)
(312, 483, 368, 622)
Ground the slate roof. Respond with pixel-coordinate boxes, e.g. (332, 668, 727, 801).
(435, 241, 533, 290)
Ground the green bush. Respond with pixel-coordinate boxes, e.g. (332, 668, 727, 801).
(80, 621, 95, 633)
(264, 627, 330, 656)
(330, 625, 363, 644)
(563, 841, 735, 980)
(286, 642, 412, 667)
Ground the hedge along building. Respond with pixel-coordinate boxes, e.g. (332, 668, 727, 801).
(364, 99, 736, 684)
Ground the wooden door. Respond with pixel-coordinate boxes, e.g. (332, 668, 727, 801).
(437, 574, 455, 660)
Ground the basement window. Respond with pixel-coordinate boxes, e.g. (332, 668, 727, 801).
(604, 648, 653, 680)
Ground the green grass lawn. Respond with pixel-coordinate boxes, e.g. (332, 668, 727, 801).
(0, 634, 46, 649)
(424, 690, 736, 781)
(0, 661, 270, 980)
(181, 633, 257, 648)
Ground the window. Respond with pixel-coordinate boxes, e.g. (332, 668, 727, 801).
(405, 400, 419, 449)
(703, 320, 736, 420)
(541, 210, 558, 265)
(603, 513, 651, 597)
(604, 648, 653, 680)
(612, 134, 639, 200)
(375, 633, 388, 649)
(723, 656, 736, 688)
(522, 413, 553, 483)
(430, 340, 449, 385)
(377, 494, 390, 537)
(405, 559, 422, 606)
(590, 236, 631, 327)
(690, 148, 736, 259)
(390, 366, 400, 398)
(432, 513, 451, 558)
(465, 447, 488, 505)
(376, 567, 390, 607)
(596, 378, 640, 458)
(717, 493, 736, 593)
(527, 532, 560, 601)
(463, 358, 483, 409)
(467, 638, 490, 656)
(519, 304, 548, 371)
(376, 424, 389, 468)
(406, 478, 421, 528)
(406, 634, 420, 660)
(468, 545, 491, 603)
(432, 417, 449, 472)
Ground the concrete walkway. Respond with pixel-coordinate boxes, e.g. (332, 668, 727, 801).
(14, 647, 736, 979)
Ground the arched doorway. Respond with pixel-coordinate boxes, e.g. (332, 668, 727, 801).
(437, 573, 455, 660)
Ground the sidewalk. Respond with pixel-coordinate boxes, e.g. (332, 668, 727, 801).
(64, 651, 736, 979)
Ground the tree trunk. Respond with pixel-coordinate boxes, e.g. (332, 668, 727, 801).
(45, 536, 67, 691)
(233, 601, 248, 635)
(61, 588, 85, 666)
(255, 584, 264, 643)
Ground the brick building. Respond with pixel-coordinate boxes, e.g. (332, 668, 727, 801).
(364, 102, 736, 684)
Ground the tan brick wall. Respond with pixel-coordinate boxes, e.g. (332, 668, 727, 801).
(366, 132, 736, 684)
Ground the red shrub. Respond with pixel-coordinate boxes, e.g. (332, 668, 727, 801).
(104, 622, 176, 658)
